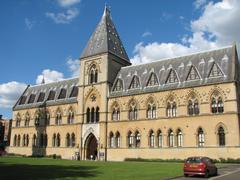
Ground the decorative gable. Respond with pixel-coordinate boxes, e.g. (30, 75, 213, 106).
(208, 62, 224, 78)
(147, 73, 158, 87)
(166, 69, 179, 84)
(113, 79, 123, 92)
(129, 76, 140, 89)
(186, 66, 200, 81)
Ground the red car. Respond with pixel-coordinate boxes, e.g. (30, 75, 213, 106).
(184, 157, 218, 178)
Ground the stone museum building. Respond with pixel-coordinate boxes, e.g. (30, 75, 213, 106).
(9, 7, 240, 161)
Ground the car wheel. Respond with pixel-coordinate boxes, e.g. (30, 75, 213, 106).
(204, 170, 209, 178)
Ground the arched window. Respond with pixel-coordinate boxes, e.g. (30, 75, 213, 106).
(128, 131, 134, 148)
(35, 114, 40, 127)
(91, 107, 95, 123)
(71, 133, 75, 147)
(89, 64, 98, 84)
(109, 132, 114, 148)
(157, 130, 163, 148)
(129, 75, 140, 89)
(115, 132, 120, 148)
(147, 73, 158, 87)
(67, 110, 74, 124)
(166, 100, 177, 117)
(211, 95, 224, 114)
(45, 111, 50, 126)
(55, 111, 62, 125)
(147, 103, 156, 119)
(188, 98, 200, 116)
(26, 134, 29, 147)
(168, 129, 174, 147)
(149, 130, 155, 148)
(129, 101, 137, 120)
(32, 134, 37, 147)
(218, 127, 225, 146)
(112, 105, 120, 121)
(113, 79, 123, 91)
(56, 133, 61, 147)
(16, 114, 21, 127)
(22, 134, 26, 146)
(197, 128, 204, 147)
(66, 133, 70, 147)
(17, 134, 21, 147)
(135, 131, 141, 148)
(86, 108, 90, 123)
(52, 133, 56, 147)
(13, 135, 17, 146)
(24, 113, 30, 127)
(96, 106, 100, 122)
(176, 129, 183, 147)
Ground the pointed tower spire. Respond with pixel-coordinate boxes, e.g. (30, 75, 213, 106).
(41, 76, 45, 84)
(80, 6, 129, 62)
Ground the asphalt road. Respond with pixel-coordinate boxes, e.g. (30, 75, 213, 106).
(170, 164, 240, 180)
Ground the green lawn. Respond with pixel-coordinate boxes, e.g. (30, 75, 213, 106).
(0, 156, 183, 180)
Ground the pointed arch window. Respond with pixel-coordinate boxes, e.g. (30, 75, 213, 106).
(218, 127, 225, 146)
(66, 133, 70, 147)
(176, 129, 183, 147)
(55, 111, 62, 125)
(113, 79, 123, 92)
(67, 110, 74, 124)
(186, 66, 200, 81)
(149, 130, 155, 148)
(128, 131, 134, 148)
(109, 132, 114, 148)
(112, 105, 120, 121)
(58, 88, 67, 99)
(168, 129, 174, 147)
(211, 96, 224, 114)
(209, 62, 223, 77)
(157, 130, 163, 148)
(89, 64, 98, 84)
(32, 134, 37, 147)
(135, 131, 141, 148)
(52, 133, 56, 147)
(147, 103, 156, 119)
(24, 113, 30, 127)
(56, 133, 61, 147)
(16, 115, 21, 127)
(129, 75, 140, 89)
(13, 135, 17, 146)
(166, 69, 178, 84)
(45, 111, 50, 126)
(96, 106, 100, 122)
(115, 132, 120, 148)
(197, 128, 204, 147)
(86, 108, 90, 123)
(147, 73, 158, 87)
(71, 133, 75, 147)
(166, 100, 177, 117)
(129, 102, 137, 120)
(188, 98, 200, 116)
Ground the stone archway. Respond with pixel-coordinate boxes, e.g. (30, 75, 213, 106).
(84, 133, 98, 160)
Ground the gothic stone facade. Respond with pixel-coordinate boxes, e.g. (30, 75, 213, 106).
(9, 7, 240, 161)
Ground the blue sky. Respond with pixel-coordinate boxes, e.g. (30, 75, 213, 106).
(0, 0, 239, 118)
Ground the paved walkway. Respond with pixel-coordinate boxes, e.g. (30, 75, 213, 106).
(170, 164, 240, 180)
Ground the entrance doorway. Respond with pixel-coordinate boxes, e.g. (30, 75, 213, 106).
(85, 133, 98, 160)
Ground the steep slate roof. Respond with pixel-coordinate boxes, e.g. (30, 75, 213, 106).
(110, 45, 238, 97)
(13, 78, 79, 111)
(80, 6, 129, 62)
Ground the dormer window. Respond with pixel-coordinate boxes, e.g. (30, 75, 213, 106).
(147, 73, 158, 87)
(166, 69, 178, 84)
(129, 75, 140, 89)
(69, 86, 78, 98)
(89, 64, 98, 84)
(28, 94, 36, 104)
(37, 92, 45, 102)
(19, 96, 27, 105)
(208, 62, 223, 78)
(113, 79, 123, 92)
(47, 90, 56, 101)
(58, 88, 66, 99)
(186, 66, 200, 81)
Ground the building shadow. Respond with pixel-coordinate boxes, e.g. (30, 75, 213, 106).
(0, 162, 99, 179)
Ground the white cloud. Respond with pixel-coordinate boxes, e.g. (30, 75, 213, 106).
(66, 57, 80, 77)
(46, 8, 79, 24)
(25, 18, 35, 30)
(194, 0, 207, 9)
(57, 0, 81, 7)
(131, 0, 239, 65)
(36, 69, 64, 84)
(0, 82, 27, 108)
(142, 31, 152, 38)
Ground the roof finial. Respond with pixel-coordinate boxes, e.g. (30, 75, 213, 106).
(103, 3, 110, 16)
(41, 75, 45, 84)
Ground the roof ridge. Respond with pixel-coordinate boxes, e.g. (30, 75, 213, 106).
(125, 45, 233, 69)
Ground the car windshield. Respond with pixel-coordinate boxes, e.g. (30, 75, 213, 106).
(186, 157, 202, 163)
